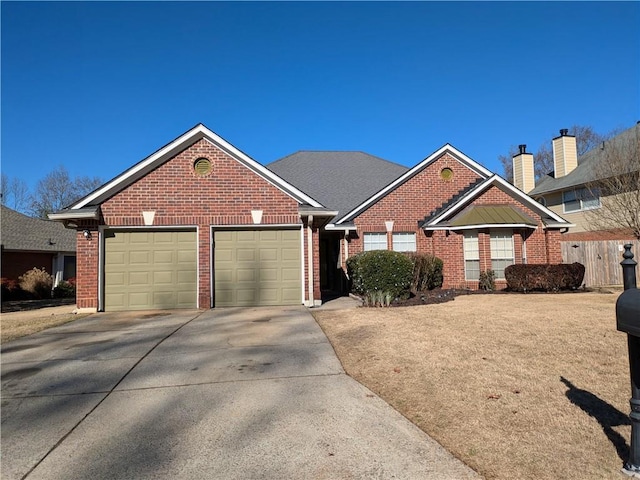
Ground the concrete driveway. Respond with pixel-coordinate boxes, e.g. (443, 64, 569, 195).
(1, 306, 479, 479)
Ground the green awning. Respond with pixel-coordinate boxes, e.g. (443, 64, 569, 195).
(449, 205, 537, 228)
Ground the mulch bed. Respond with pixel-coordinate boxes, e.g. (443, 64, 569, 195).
(1, 298, 76, 313)
(388, 287, 604, 307)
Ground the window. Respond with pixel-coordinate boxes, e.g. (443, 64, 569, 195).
(363, 233, 387, 251)
(490, 230, 514, 279)
(562, 187, 600, 213)
(463, 231, 480, 280)
(63, 256, 76, 280)
(392, 232, 416, 252)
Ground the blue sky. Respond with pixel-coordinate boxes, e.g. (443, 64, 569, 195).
(2, 1, 639, 192)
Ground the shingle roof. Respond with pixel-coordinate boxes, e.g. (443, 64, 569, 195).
(1, 205, 76, 252)
(267, 151, 409, 220)
(531, 123, 640, 195)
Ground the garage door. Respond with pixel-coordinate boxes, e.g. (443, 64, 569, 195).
(104, 230, 197, 311)
(214, 229, 301, 307)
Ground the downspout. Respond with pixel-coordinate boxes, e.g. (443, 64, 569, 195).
(307, 215, 314, 307)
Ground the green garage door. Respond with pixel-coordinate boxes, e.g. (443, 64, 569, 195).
(214, 229, 301, 307)
(104, 230, 197, 311)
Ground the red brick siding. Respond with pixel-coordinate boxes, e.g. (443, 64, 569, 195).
(1, 252, 56, 281)
(345, 160, 565, 289)
(79, 139, 308, 309)
(76, 228, 99, 309)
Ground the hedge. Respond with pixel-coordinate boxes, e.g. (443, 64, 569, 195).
(504, 263, 585, 292)
(346, 250, 413, 300)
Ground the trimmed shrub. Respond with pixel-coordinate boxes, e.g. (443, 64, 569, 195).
(18, 267, 53, 299)
(407, 253, 444, 293)
(479, 270, 496, 291)
(504, 263, 585, 292)
(347, 250, 413, 301)
(53, 279, 76, 299)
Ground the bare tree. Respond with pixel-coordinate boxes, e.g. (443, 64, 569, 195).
(29, 166, 103, 219)
(499, 125, 608, 183)
(585, 125, 640, 239)
(1, 173, 30, 213)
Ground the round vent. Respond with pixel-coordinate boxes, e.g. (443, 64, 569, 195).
(440, 167, 453, 181)
(194, 158, 212, 176)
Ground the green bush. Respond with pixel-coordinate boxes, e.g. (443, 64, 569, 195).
(53, 279, 76, 298)
(18, 267, 53, 299)
(407, 253, 444, 293)
(504, 263, 585, 292)
(347, 250, 413, 302)
(479, 270, 496, 291)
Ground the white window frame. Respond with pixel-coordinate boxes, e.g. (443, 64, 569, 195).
(490, 230, 514, 279)
(363, 232, 388, 251)
(392, 232, 416, 252)
(562, 187, 601, 213)
(463, 231, 480, 281)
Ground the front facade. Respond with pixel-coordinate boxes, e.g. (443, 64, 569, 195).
(1, 205, 76, 285)
(52, 124, 571, 311)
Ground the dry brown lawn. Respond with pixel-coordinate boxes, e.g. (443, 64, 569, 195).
(313, 292, 631, 480)
(1, 307, 90, 343)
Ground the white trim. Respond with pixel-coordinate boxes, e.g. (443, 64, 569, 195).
(424, 223, 537, 231)
(72, 124, 322, 210)
(48, 210, 99, 221)
(209, 223, 301, 229)
(300, 223, 305, 305)
(336, 144, 492, 224)
(100, 225, 199, 311)
(324, 223, 356, 231)
(307, 216, 314, 307)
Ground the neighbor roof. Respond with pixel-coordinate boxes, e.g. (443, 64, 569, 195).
(268, 151, 408, 221)
(531, 123, 640, 196)
(1, 205, 76, 252)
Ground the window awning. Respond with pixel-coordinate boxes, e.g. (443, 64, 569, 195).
(424, 205, 538, 231)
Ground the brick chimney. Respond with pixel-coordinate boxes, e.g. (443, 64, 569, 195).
(552, 129, 578, 178)
(512, 144, 535, 193)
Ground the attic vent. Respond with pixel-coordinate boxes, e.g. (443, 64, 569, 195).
(440, 167, 454, 181)
(194, 158, 212, 176)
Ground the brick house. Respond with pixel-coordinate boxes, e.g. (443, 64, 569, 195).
(512, 124, 640, 286)
(50, 124, 571, 312)
(1, 205, 76, 286)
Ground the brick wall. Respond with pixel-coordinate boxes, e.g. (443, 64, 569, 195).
(345, 156, 565, 289)
(77, 139, 307, 309)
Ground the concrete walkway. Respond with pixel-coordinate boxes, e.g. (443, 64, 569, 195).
(1, 306, 479, 479)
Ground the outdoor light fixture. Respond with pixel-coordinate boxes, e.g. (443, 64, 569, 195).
(83, 230, 92, 239)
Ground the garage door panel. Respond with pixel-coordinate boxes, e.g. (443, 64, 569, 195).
(214, 229, 301, 307)
(105, 230, 196, 311)
(153, 250, 174, 264)
(237, 269, 256, 282)
(237, 249, 256, 262)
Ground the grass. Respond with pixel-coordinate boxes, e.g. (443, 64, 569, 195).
(1, 309, 90, 343)
(312, 291, 631, 480)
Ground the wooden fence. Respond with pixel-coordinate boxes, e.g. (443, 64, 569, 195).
(561, 239, 640, 287)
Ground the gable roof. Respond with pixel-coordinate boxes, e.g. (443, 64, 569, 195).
(267, 151, 408, 221)
(59, 124, 323, 215)
(531, 123, 640, 196)
(421, 175, 572, 230)
(335, 144, 493, 224)
(1, 205, 76, 252)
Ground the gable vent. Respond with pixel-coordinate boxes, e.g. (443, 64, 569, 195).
(194, 158, 212, 176)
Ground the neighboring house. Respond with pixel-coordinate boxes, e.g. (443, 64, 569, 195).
(50, 124, 571, 312)
(513, 124, 640, 286)
(1, 205, 76, 286)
